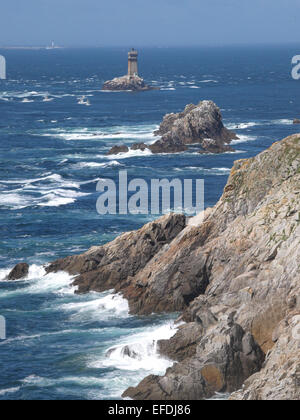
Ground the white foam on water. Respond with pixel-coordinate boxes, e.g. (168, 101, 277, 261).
(37, 189, 89, 207)
(211, 167, 231, 173)
(74, 160, 124, 169)
(106, 148, 153, 160)
(0, 267, 11, 281)
(0, 192, 32, 210)
(0, 173, 88, 209)
(0, 329, 76, 346)
(59, 292, 130, 322)
(0, 387, 20, 396)
(231, 134, 258, 144)
(226, 122, 258, 130)
(271, 119, 293, 125)
(0, 264, 75, 297)
(226, 119, 293, 130)
(39, 124, 159, 142)
(89, 321, 178, 373)
(199, 79, 218, 83)
(0, 173, 80, 189)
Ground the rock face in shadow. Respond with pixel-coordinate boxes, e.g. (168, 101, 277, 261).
(102, 75, 156, 92)
(230, 315, 300, 400)
(6, 263, 29, 280)
(45, 134, 300, 400)
(107, 101, 237, 155)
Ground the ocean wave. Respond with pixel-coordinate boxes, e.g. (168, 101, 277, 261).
(59, 292, 130, 322)
(231, 134, 258, 144)
(199, 79, 218, 83)
(89, 321, 178, 373)
(0, 387, 20, 396)
(39, 125, 159, 142)
(226, 122, 258, 130)
(74, 160, 124, 169)
(0, 173, 80, 189)
(174, 166, 231, 175)
(0, 264, 75, 296)
(0, 329, 76, 346)
(0, 91, 58, 102)
(226, 119, 293, 130)
(0, 173, 89, 209)
(271, 119, 293, 125)
(105, 148, 153, 160)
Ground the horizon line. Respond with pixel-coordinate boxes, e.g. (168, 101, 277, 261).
(1, 41, 300, 50)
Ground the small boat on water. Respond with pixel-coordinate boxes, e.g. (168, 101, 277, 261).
(78, 96, 91, 106)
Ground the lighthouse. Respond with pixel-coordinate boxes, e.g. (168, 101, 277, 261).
(128, 48, 138, 78)
(102, 48, 156, 91)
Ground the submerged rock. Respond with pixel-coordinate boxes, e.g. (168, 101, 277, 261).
(7, 263, 29, 280)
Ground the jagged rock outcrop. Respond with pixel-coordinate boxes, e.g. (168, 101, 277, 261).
(6, 263, 29, 280)
(293, 119, 300, 124)
(46, 213, 186, 294)
(107, 101, 237, 155)
(45, 134, 300, 400)
(102, 75, 155, 92)
(107, 145, 129, 155)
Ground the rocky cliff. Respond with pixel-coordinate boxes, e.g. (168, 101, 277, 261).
(107, 101, 238, 155)
(45, 134, 300, 400)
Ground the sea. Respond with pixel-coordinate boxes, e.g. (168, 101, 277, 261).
(0, 45, 299, 400)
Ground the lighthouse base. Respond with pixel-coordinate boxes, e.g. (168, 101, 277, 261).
(102, 75, 157, 92)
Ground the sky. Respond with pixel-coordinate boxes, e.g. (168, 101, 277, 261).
(0, 0, 299, 47)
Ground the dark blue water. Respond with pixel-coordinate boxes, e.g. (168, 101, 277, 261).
(0, 46, 299, 400)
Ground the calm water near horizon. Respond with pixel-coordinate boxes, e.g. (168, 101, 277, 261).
(0, 46, 299, 399)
